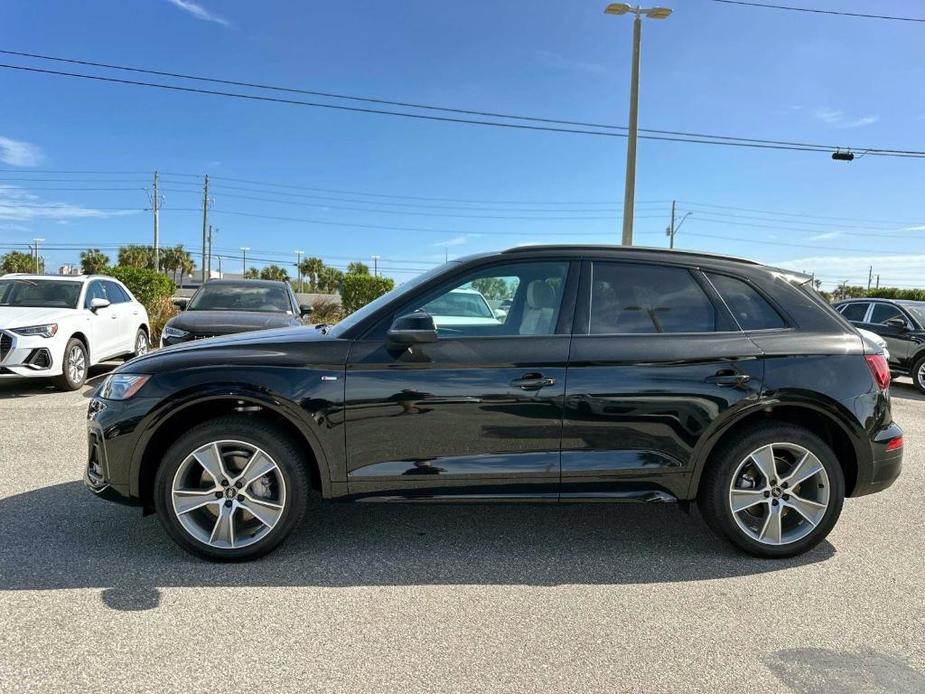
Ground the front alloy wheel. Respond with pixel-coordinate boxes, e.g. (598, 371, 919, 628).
(154, 416, 309, 561)
(133, 329, 149, 359)
(54, 337, 88, 391)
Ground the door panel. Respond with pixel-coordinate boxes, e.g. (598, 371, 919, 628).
(344, 336, 569, 499)
(861, 303, 913, 367)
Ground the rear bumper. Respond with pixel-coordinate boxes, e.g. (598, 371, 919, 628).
(852, 422, 903, 497)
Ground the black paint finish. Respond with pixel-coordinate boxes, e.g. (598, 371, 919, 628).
(86, 246, 902, 515)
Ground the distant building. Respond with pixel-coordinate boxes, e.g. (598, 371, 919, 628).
(58, 264, 82, 276)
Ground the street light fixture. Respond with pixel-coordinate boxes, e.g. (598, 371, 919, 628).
(604, 3, 673, 246)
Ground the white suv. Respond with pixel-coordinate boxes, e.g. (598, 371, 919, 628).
(0, 274, 150, 390)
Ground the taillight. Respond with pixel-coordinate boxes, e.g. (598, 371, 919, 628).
(886, 436, 903, 452)
(865, 354, 891, 391)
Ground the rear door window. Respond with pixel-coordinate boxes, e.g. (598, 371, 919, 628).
(590, 262, 717, 334)
(839, 302, 869, 322)
(706, 273, 786, 330)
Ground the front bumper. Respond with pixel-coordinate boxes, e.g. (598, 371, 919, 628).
(852, 421, 903, 497)
(0, 329, 62, 377)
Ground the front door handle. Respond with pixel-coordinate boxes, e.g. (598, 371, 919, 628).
(511, 373, 556, 390)
(706, 370, 751, 387)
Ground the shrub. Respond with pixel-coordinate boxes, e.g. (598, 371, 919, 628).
(309, 297, 344, 324)
(145, 295, 179, 345)
(104, 266, 176, 344)
(340, 273, 394, 314)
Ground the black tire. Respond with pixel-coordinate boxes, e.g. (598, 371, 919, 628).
(127, 328, 149, 360)
(911, 353, 925, 394)
(698, 423, 845, 558)
(154, 415, 309, 562)
(53, 337, 88, 391)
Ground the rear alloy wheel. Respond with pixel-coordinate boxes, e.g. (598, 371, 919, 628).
(53, 338, 88, 391)
(130, 329, 149, 359)
(700, 424, 844, 558)
(912, 354, 925, 394)
(154, 417, 309, 561)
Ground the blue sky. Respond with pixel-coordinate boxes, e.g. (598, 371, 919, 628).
(0, 0, 923, 288)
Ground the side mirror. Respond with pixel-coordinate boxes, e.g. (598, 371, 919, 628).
(299, 304, 313, 318)
(387, 312, 438, 347)
(884, 317, 908, 330)
(171, 297, 189, 311)
(90, 297, 110, 312)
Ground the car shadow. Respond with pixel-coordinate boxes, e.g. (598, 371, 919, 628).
(0, 362, 118, 400)
(0, 481, 835, 610)
(891, 379, 924, 402)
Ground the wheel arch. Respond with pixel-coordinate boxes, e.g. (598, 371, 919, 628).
(688, 399, 864, 499)
(132, 391, 331, 511)
(67, 330, 91, 363)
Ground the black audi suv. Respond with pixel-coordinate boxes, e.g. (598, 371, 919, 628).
(86, 246, 903, 561)
(161, 279, 312, 347)
(834, 298, 925, 393)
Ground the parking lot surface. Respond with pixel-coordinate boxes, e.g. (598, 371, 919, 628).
(0, 367, 923, 693)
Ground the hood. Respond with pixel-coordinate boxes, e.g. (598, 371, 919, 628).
(123, 325, 340, 374)
(0, 306, 75, 328)
(167, 310, 298, 334)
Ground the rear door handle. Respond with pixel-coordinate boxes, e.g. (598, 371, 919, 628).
(510, 373, 556, 390)
(706, 370, 751, 387)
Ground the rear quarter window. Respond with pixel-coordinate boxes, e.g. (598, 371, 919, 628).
(706, 273, 786, 330)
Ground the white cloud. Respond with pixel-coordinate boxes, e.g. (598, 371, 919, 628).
(164, 0, 232, 28)
(433, 234, 474, 247)
(0, 184, 140, 222)
(902, 225, 925, 232)
(0, 136, 43, 167)
(777, 254, 925, 289)
(807, 231, 840, 241)
(814, 108, 879, 129)
(536, 50, 605, 75)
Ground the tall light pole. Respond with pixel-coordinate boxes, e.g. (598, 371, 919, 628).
(32, 238, 45, 274)
(604, 3, 672, 246)
(295, 250, 304, 293)
(241, 246, 250, 276)
(372, 255, 380, 278)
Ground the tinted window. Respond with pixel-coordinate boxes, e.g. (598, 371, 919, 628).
(590, 263, 717, 334)
(839, 303, 869, 322)
(407, 261, 568, 337)
(707, 273, 786, 330)
(103, 281, 130, 303)
(870, 303, 905, 326)
(84, 281, 107, 308)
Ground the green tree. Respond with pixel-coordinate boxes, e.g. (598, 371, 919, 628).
(346, 261, 369, 275)
(106, 266, 175, 306)
(79, 248, 110, 274)
(118, 244, 155, 269)
(471, 277, 511, 301)
(341, 273, 394, 314)
(317, 266, 344, 293)
(1, 250, 40, 274)
(244, 266, 260, 279)
(259, 265, 289, 281)
(299, 256, 325, 289)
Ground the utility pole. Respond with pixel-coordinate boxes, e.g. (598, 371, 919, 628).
(200, 175, 209, 283)
(151, 171, 161, 272)
(217, 254, 223, 277)
(241, 247, 249, 276)
(867, 266, 873, 290)
(372, 255, 380, 277)
(295, 250, 304, 293)
(665, 201, 690, 249)
(31, 238, 44, 274)
(876, 274, 880, 289)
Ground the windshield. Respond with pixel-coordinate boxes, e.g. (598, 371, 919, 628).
(0, 279, 81, 309)
(328, 262, 457, 336)
(187, 283, 291, 313)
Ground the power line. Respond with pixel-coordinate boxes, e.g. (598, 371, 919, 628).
(676, 200, 924, 227)
(4, 61, 925, 158)
(710, 0, 925, 23)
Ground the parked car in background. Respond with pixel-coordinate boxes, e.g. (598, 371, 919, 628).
(421, 287, 501, 329)
(0, 274, 149, 390)
(161, 279, 312, 347)
(86, 246, 902, 562)
(835, 298, 925, 393)
(857, 328, 890, 362)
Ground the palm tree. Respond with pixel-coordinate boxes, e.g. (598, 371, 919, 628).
(346, 261, 369, 275)
(299, 256, 325, 289)
(317, 266, 344, 293)
(1, 250, 37, 273)
(244, 267, 260, 279)
(79, 248, 110, 274)
(259, 265, 289, 281)
(118, 245, 154, 269)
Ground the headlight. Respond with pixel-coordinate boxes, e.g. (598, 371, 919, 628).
(98, 374, 151, 400)
(162, 325, 189, 339)
(12, 323, 58, 338)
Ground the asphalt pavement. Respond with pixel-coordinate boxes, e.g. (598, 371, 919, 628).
(0, 366, 923, 693)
